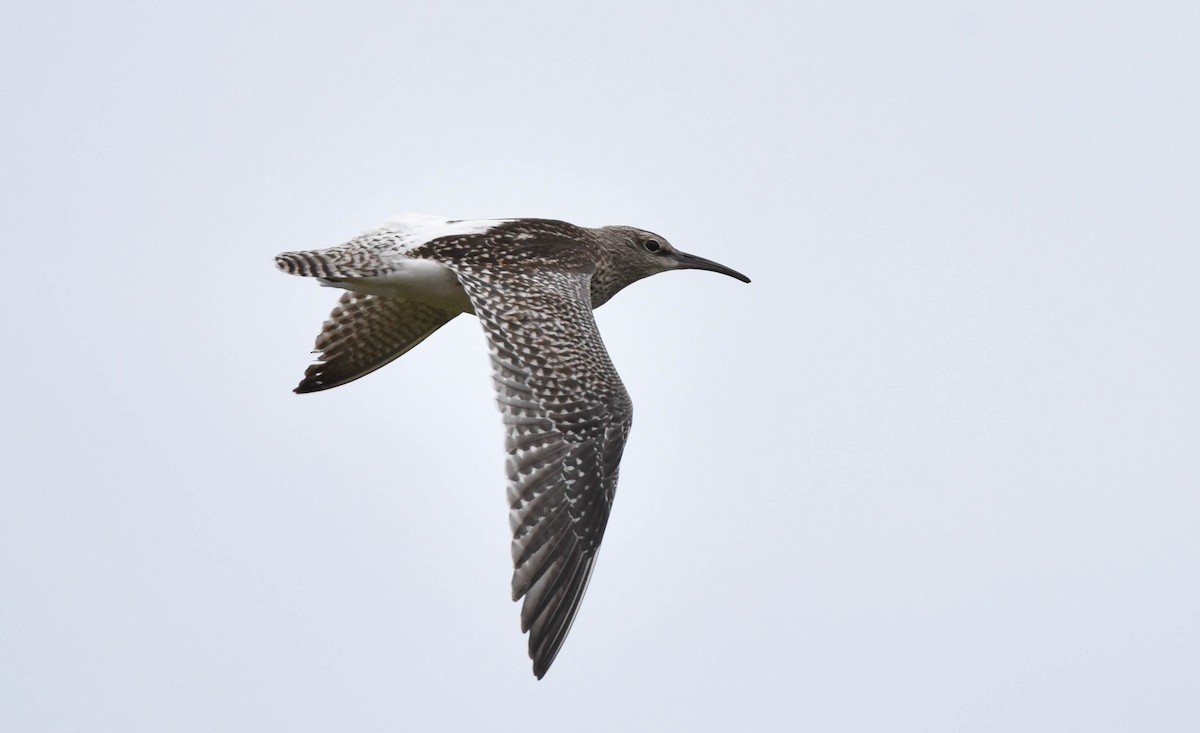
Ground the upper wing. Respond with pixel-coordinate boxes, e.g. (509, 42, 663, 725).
(294, 291, 458, 393)
(453, 266, 633, 678)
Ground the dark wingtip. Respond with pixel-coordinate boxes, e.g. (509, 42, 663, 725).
(293, 371, 333, 394)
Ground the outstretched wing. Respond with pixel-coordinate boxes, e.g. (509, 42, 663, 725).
(294, 291, 458, 393)
(454, 266, 633, 679)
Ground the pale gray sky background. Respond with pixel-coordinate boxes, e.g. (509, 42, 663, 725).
(3, 2, 1198, 731)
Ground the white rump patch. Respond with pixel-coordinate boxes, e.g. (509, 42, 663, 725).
(371, 213, 511, 252)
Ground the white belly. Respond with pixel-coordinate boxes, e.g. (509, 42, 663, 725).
(319, 257, 473, 313)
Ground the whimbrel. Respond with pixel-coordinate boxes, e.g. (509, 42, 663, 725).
(276, 214, 749, 677)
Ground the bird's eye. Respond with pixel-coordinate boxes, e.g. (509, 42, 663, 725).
(643, 239, 661, 253)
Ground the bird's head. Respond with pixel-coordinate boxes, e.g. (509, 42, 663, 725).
(595, 225, 750, 303)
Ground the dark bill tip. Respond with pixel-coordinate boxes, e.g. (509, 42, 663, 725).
(675, 251, 751, 283)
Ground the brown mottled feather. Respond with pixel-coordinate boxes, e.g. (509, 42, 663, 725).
(295, 291, 458, 393)
(417, 226, 632, 678)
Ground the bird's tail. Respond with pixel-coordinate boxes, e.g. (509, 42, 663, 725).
(274, 250, 341, 278)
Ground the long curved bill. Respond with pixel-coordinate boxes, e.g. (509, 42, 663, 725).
(676, 251, 751, 283)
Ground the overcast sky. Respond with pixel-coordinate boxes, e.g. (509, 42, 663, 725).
(3, 2, 1198, 731)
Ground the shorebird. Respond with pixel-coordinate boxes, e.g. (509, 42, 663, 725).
(276, 215, 749, 678)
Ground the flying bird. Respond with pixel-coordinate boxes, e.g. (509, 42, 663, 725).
(276, 215, 749, 677)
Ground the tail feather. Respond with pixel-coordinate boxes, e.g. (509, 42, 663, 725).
(275, 250, 339, 278)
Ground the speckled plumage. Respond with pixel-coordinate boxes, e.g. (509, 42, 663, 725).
(276, 215, 749, 678)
